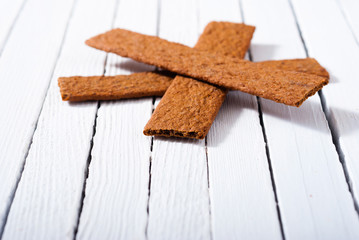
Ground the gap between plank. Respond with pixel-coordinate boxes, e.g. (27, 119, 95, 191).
(144, 97, 156, 239)
(0, 0, 79, 237)
(72, 54, 108, 240)
(72, 100, 100, 240)
(144, 94, 156, 239)
(238, 0, 286, 239)
(318, 91, 359, 215)
(145, 136, 153, 240)
(145, 1, 161, 238)
(205, 137, 214, 240)
(256, 95, 287, 240)
(287, 0, 359, 218)
(197, 0, 213, 237)
(334, 0, 359, 46)
(195, 1, 214, 238)
(72, 0, 121, 238)
(0, 0, 28, 56)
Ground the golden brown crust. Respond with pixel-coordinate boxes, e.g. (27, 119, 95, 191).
(58, 58, 328, 102)
(143, 76, 227, 139)
(195, 22, 255, 58)
(257, 58, 329, 78)
(58, 57, 328, 102)
(58, 72, 172, 101)
(86, 27, 328, 106)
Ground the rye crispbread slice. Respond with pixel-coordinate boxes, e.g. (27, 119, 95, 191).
(58, 57, 328, 102)
(58, 71, 173, 101)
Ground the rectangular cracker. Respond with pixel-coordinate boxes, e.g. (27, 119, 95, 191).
(144, 76, 227, 139)
(58, 71, 173, 101)
(86, 26, 329, 107)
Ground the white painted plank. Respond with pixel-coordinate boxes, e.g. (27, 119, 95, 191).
(290, 0, 359, 233)
(198, 0, 283, 239)
(76, 0, 158, 239)
(0, 0, 75, 233)
(337, 0, 359, 44)
(0, 0, 25, 55)
(147, 0, 211, 239)
(1, 0, 118, 238)
(242, 0, 359, 239)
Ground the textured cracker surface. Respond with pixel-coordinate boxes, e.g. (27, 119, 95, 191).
(58, 72, 172, 101)
(257, 58, 329, 78)
(58, 58, 328, 101)
(144, 76, 227, 139)
(86, 27, 328, 106)
(195, 22, 254, 59)
(143, 22, 254, 139)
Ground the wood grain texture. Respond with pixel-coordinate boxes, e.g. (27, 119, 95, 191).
(1, 0, 117, 238)
(147, 0, 211, 239)
(1, 1, 358, 239)
(76, 0, 158, 239)
(0, 0, 25, 55)
(0, 0, 76, 234)
(198, 0, 283, 239)
(242, 0, 359, 239)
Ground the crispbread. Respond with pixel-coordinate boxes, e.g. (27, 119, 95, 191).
(58, 71, 173, 101)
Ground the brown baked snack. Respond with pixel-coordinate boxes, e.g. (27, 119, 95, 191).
(58, 57, 328, 102)
(86, 27, 328, 106)
(144, 76, 227, 139)
(58, 71, 173, 101)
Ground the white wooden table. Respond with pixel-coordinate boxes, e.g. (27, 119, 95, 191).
(1, 0, 359, 239)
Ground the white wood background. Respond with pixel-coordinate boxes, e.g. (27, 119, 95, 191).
(0, 0, 358, 239)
